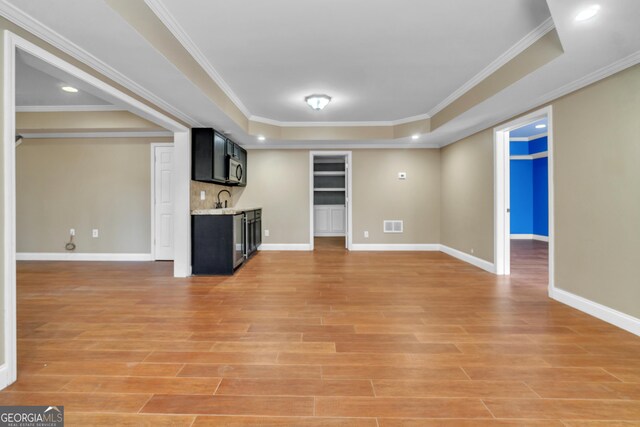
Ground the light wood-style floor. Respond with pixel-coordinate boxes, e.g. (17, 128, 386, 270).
(3, 239, 640, 425)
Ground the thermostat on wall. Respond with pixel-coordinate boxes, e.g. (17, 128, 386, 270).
(398, 172, 407, 180)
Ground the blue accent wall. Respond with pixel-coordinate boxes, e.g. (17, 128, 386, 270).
(533, 157, 548, 236)
(510, 160, 533, 234)
(510, 136, 548, 237)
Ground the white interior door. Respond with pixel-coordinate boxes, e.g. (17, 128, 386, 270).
(154, 145, 174, 260)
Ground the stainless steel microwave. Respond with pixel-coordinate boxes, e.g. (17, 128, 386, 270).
(228, 157, 243, 183)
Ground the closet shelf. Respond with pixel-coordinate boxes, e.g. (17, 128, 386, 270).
(313, 171, 346, 176)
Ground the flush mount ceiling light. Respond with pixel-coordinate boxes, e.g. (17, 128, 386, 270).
(305, 94, 331, 111)
(61, 85, 78, 93)
(535, 124, 547, 129)
(575, 5, 600, 21)
(411, 134, 420, 140)
(257, 135, 266, 141)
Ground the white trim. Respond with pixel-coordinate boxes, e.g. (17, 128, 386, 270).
(314, 233, 346, 237)
(510, 234, 549, 242)
(509, 132, 548, 142)
(258, 244, 312, 251)
(351, 244, 440, 251)
(0, 1, 201, 127)
(494, 106, 553, 277)
(247, 142, 440, 150)
(439, 245, 496, 274)
(510, 151, 548, 160)
(249, 112, 431, 128)
(550, 288, 640, 337)
(19, 131, 173, 139)
(2, 29, 17, 388)
(144, 0, 251, 118)
(16, 104, 125, 112)
(309, 151, 353, 252)
(428, 17, 555, 117)
(0, 365, 9, 390)
(16, 252, 153, 261)
(151, 143, 174, 261)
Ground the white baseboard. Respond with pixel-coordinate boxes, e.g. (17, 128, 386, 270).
(511, 234, 549, 242)
(350, 244, 440, 251)
(550, 287, 640, 337)
(258, 244, 312, 251)
(0, 364, 12, 390)
(16, 252, 153, 261)
(439, 245, 496, 273)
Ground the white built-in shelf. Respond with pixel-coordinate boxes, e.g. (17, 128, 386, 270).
(314, 188, 346, 192)
(313, 171, 346, 176)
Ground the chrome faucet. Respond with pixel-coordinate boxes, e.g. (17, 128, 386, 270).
(215, 189, 231, 209)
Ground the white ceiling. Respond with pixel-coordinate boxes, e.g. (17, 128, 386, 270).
(160, 0, 551, 123)
(2, 0, 639, 148)
(16, 50, 112, 107)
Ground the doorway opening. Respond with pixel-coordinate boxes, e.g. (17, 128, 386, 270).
(309, 152, 352, 251)
(494, 106, 553, 290)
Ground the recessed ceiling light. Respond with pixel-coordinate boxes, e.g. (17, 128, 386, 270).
(411, 134, 420, 140)
(535, 124, 547, 129)
(257, 135, 266, 141)
(61, 86, 78, 93)
(575, 5, 600, 21)
(305, 94, 331, 111)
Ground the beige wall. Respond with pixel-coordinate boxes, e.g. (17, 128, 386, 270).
(235, 150, 310, 244)
(440, 130, 494, 262)
(352, 149, 440, 244)
(16, 138, 170, 253)
(553, 64, 640, 318)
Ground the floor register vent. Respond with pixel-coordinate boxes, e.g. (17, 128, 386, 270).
(383, 220, 403, 233)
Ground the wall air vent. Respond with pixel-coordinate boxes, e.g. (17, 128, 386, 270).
(383, 220, 403, 233)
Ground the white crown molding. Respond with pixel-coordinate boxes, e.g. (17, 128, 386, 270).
(245, 142, 440, 150)
(427, 17, 555, 118)
(145, 0, 252, 118)
(510, 132, 548, 142)
(16, 252, 153, 261)
(440, 49, 640, 149)
(510, 151, 548, 160)
(19, 131, 173, 139)
(550, 287, 640, 337)
(16, 104, 126, 112)
(0, 0, 201, 126)
(249, 112, 432, 128)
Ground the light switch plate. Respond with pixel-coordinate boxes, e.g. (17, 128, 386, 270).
(200, 191, 205, 200)
(264, 230, 270, 237)
(398, 172, 407, 180)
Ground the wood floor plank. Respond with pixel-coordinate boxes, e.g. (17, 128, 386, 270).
(8, 240, 640, 424)
(141, 394, 314, 416)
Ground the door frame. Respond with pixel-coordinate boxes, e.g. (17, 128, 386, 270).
(151, 143, 175, 261)
(309, 151, 353, 251)
(2, 30, 190, 389)
(493, 106, 554, 291)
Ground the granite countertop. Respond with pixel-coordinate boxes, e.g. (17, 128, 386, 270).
(191, 207, 262, 215)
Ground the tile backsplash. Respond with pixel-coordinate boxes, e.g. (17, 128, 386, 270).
(190, 181, 242, 210)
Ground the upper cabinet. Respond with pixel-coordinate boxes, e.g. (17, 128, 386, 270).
(192, 128, 247, 187)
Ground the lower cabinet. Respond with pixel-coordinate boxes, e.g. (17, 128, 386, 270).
(192, 209, 261, 275)
(314, 205, 345, 236)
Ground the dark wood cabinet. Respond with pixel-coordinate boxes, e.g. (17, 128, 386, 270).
(192, 209, 261, 275)
(192, 128, 247, 187)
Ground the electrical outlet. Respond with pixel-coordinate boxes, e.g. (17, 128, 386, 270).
(364, 231, 369, 238)
(470, 248, 474, 254)
(69, 228, 75, 236)
(200, 191, 206, 201)
(264, 229, 270, 237)
(92, 229, 99, 238)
